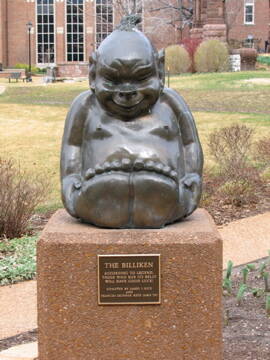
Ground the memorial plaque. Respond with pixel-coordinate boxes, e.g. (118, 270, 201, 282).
(98, 254, 161, 305)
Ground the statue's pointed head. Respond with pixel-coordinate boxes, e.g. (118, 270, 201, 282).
(89, 15, 165, 119)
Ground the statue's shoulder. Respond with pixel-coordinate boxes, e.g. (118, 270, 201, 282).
(70, 89, 93, 109)
(162, 87, 188, 109)
(67, 90, 94, 123)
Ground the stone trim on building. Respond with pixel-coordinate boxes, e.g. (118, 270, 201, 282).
(192, 0, 270, 51)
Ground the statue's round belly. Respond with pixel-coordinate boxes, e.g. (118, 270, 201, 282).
(74, 171, 180, 228)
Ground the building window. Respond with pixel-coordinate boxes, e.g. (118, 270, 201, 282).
(66, 0, 84, 62)
(244, 2, 255, 24)
(95, 0, 113, 49)
(36, 0, 55, 64)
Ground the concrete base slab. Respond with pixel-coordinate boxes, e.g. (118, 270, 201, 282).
(0, 342, 37, 360)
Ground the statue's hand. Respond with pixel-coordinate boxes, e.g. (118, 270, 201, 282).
(180, 173, 202, 216)
(62, 174, 82, 217)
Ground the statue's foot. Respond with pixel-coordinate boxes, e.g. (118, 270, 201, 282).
(75, 173, 130, 228)
(131, 172, 180, 228)
(71, 159, 194, 228)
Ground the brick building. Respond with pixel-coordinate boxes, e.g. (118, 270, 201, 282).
(192, 0, 270, 51)
(0, 0, 180, 77)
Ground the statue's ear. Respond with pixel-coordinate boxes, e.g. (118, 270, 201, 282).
(89, 52, 97, 91)
(158, 49, 165, 88)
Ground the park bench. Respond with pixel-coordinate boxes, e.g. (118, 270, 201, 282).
(8, 72, 26, 83)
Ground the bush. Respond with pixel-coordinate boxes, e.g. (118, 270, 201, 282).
(257, 56, 270, 66)
(254, 137, 270, 181)
(208, 125, 260, 206)
(181, 38, 202, 73)
(0, 158, 48, 239)
(217, 175, 258, 207)
(14, 63, 45, 75)
(165, 45, 191, 74)
(194, 39, 229, 72)
(208, 124, 254, 176)
(254, 137, 270, 165)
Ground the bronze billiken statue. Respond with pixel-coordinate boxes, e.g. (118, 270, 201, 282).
(61, 15, 203, 229)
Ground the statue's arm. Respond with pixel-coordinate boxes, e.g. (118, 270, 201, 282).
(164, 88, 203, 213)
(164, 88, 203, 175)
(60, 90, 91, 216)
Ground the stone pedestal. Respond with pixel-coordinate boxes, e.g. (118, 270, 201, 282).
(229, 54, 241, 72)
(37, 209, 223, 360)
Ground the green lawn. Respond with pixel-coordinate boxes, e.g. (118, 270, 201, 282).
(1, 72, 270, 212)
(170, 71, 270, 114)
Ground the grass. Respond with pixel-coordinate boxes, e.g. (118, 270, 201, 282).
(0, 235, 37, 285)
(257, 55, 270, 66)
(170, 71, 270, 114)
(0, 103, 64, 210)
(170, 71, 270, 91)
(0, 79, 87, 107)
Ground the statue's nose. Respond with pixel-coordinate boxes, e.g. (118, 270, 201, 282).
(113, 88, 144, 107)
(118, 91, 138, 101)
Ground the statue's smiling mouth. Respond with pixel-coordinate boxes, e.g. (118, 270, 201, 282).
(113, 99, 143, 110)
(112, 91, 144, 111)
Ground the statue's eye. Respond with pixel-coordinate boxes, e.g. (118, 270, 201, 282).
(137, 73, 152, 82)
(104, 77, 114, 83)
(103, 74, 117, 84)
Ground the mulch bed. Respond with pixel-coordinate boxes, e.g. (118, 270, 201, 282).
(203, 175, 270, 226)
(223, 258, 270, 359)
(0, 329, 37, 352)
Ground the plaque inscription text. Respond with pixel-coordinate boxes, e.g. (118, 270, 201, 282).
(98, 254, 161, 305)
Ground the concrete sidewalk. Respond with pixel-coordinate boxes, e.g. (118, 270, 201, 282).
(220, 212, 270, 268)
(0, 343, 37, 360)
(0, 211, 269, 360)
(0, 281, 37, 340)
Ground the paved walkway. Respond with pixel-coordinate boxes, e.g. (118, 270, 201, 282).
(220, 212, 270, 268)
(0, 211, 269, 359)
(0, 343, 37, 360)
(0, 281, 37, 340)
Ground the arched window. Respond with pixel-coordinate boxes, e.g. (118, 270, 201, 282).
(95, 0, 113, 49)
(36, 0, 55, 64)
(66, 0, 85, 62)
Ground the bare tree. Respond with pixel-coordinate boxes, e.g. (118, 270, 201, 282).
(148, 0, 193, 40)
(114, 0, 143, 17)
(224, 0, 243, 42)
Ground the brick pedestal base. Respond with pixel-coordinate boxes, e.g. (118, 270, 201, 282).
(37, 209, 223, 360)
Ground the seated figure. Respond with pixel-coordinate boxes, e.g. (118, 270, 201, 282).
(60, 15, 203, 229)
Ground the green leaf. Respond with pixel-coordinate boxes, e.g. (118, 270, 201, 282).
(246, 263, 256, 271)
(237, 284, 248, 305)
(225, 260, 233, 280)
